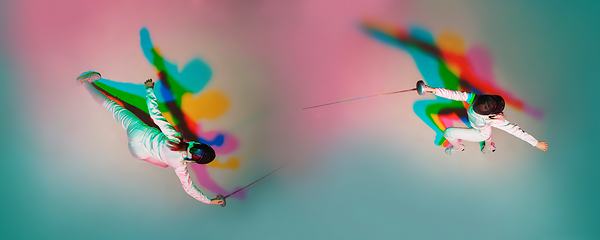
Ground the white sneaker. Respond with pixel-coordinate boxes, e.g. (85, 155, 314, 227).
(445, 144, 465, 155)
(481, 142, 496, 154)
(76, 71, 101, 85)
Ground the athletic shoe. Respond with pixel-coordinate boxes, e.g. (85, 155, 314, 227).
(445, 144, 465, 155)
(481, 142, 496, 154)
(76, 71, 101, 85)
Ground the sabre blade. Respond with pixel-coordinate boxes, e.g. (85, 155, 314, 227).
(223, 163, 288, 199)
(303, 88, 417, 110)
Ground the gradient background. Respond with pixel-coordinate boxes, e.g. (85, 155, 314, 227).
(1, 0, 599, 239)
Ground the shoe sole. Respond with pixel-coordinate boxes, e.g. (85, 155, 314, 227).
(76, 71, 101, 84)
(445, 145, 465, 155)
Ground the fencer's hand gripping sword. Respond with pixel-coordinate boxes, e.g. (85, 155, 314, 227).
(302, 80, 426, 110)
(214, 163, 288, 207)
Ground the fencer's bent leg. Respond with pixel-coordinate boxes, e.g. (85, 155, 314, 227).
(443, 127, 489, 149)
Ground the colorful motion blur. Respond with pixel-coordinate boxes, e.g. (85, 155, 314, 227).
(362, 20, 543, 147)
(92, 28, 245, 199)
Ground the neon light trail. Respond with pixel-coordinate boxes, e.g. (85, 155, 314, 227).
(92, 28, 245, 199)
(361, 20, 543, 147)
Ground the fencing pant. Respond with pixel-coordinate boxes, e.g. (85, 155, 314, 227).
(84, 82, 153, 160)
(443, 127, 492, 149)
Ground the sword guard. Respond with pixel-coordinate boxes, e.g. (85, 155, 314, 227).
(416, 80, 426, 95)
(216, 194, 226, 207)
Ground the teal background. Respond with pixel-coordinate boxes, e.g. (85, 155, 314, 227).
(1, 0, 599, 239)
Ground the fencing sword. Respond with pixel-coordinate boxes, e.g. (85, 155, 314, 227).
(303, 80, 427, 110)
(214, 162, 288, 207)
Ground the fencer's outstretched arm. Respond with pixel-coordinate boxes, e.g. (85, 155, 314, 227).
(424, 86, 476, 103)
(489, 116, 538, 145)
(173, 164, 224, 205)
(174, 164, 224, 205)
(493, 120, 548, 151)
(173, 164, 212, 204)
(145, 79, 182, 144)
